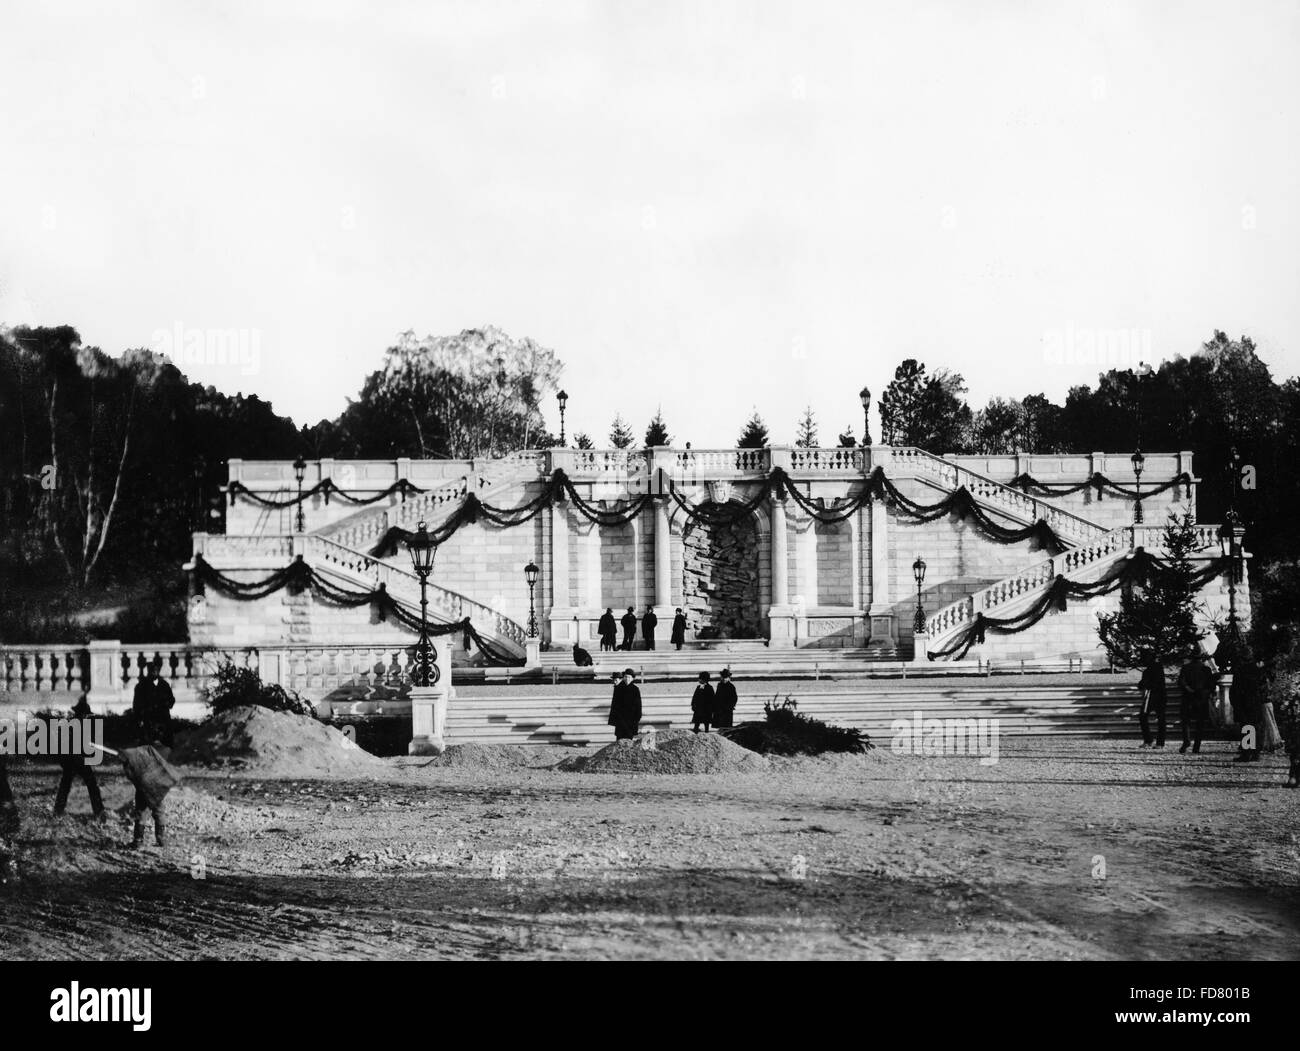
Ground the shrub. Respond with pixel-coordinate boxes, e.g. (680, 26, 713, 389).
(203, 661, 314, 718)
(724, 695, 872, 756)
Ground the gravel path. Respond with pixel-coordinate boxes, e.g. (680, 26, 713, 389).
(0, 736, 1294, 960)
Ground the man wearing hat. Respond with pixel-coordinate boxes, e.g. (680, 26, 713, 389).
(713, 668, 738, 729)
(608, 669, 642, 741)
(620, 607, 637, 651)
(670, 608, 688, 650)
(54, 694, 106, 819)
(1176, 649, 1215, 754)
(641, 605, 658, 650)
(598, 607, 617, 652)
(132, 658, 176, 749)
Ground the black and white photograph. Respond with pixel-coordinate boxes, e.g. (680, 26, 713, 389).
(0, 0, 1297, 1026)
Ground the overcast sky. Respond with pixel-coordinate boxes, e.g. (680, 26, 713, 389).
(2, 0, 1297, 447)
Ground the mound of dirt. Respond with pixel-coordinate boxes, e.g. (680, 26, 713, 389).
(428, 742, 578, 770)
(568, 731, 769, 775)
(171, 706, 384, 777)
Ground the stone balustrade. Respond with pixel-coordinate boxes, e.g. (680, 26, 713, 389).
(1, 640, 427, 707)
(925, 522, 1228, 646)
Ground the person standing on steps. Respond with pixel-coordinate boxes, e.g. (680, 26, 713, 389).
(642, 606, 658, 650)
(691, 672, 715, 733)
(608, 669, 642, 741)
(598, 607, 617, 652)
(1137, 659, 1167, 749)
(713, 668, 738, 730)
(671, 608, 688, 650)
(1177, 650, 1215, 754)
(620, 607, 637, 651)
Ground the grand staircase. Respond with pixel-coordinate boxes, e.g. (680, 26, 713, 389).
(297, 457, 542, 658)
(443, 678, 1150, 745)
(236, 446, 1217, 668)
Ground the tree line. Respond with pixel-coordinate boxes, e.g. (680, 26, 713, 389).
(2, 324, 1297, 601)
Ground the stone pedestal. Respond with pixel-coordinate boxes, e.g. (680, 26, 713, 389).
(768, 605, 797, 648)
(87, 640, 122, 705)
(524, 639, 541, 668)
(868, 613, 897, 652)
(409, 682, 451, 755)
(912, 631, 929, 664)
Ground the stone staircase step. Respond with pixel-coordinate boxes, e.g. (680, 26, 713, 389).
(442, 681, 1149, 745)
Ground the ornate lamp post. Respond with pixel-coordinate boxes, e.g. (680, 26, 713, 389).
(859, 387, 872, 447)
(912, 555, 927, 634)
(292, 455, 307, 533)
(1218, 509, 1246, 637)
(524, 560, 540, 638)
(557, 389, 569, 446)
(1130, 447, 1145, 525)
(406, 521, 438, 687)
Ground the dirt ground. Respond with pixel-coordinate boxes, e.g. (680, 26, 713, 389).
(1, 737, 1297, 961)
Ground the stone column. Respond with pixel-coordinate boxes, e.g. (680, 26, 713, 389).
(768, 496, 795, 647)
(867, 477, 896, 651)
(409, 681, 452, 755)
(547, 501, 573, 648)
(654, 497, 671, 607)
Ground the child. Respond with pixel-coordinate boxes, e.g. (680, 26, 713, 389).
(691, 672, 715, 734)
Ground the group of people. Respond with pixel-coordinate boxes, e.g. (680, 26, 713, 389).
(596, 607, 692, 652)
(606, 668, 739, 739)
(1137, 645, 1284, 762)
(0, 658, 177, 847)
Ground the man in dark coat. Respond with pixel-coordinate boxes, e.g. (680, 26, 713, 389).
(713, 668, 738, 729)
(620, 607, 637, 650)
(132, 658, 176, 748)
(598, 608, 617, 652)
(54, 695, 106, 819)
(608, 669, 642, 740)
(690, 672, 715, 733)
(1137, 660, 1167, 748)
(642, 606, 658, 650)
(670, 608, 688, 650)
(1177, 651, 1215, 754)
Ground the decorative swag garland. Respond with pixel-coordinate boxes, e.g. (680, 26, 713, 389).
(926, 548, 1229, 662)
(227, 477, 428, 508)
(1009, 471, 1191, 501)
(190, 555, 518, 665)
(370, 466, 1069, 559)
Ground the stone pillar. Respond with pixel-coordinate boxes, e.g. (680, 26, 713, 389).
(409, 684, 451, 755)
(867, 482, 896, 650)
(912, 632, 929, 664)
(87, 640, 123, 706)
(653, 497, 672, 608)
(409, 633, 452, 754)
(768, 496, 795, 647)
(547, 502, 573, 648)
